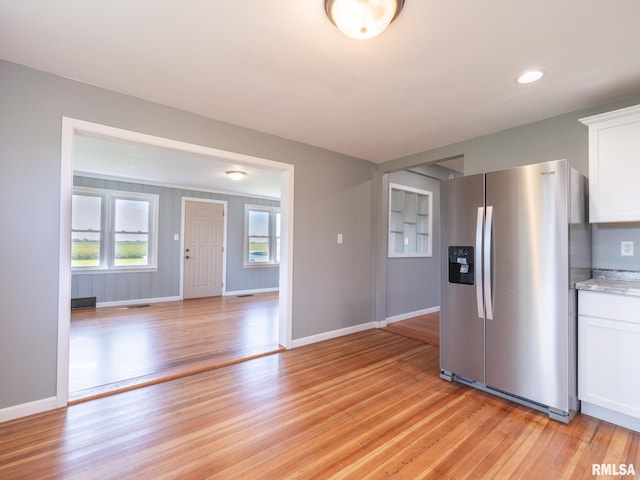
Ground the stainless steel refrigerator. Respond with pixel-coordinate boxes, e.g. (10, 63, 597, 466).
(440, 159, 591, 423)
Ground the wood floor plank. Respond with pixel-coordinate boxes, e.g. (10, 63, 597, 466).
(382, 312, 439, 346)
(69, 292, 281, 402)
(1, 328, 639, 479)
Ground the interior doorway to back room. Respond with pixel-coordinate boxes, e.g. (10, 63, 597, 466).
(60, 118, 293, 405)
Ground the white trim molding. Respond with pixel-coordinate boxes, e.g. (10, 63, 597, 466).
(290, 322, 378, 349)
(224, 287, 279, 297)
(0, 397, 58, 424)
(57, 117, 295, 413)
(381, 306, 440, 327)
(96, 296, 182, 309)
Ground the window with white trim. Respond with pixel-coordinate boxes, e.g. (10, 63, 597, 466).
(244, 205, 280, 266)
(72, 187, 159, 271)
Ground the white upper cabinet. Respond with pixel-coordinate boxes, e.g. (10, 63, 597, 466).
(580, 104, 640, 223)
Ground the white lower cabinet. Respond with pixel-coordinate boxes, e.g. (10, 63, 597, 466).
(578, 290, 640, 432)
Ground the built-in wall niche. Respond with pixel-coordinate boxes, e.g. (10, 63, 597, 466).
(388, 183, 432, 257)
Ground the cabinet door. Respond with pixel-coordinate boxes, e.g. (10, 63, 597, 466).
(593, 120, 640, 221)
(578, 292, 640, 419)
(580, 104, 640, 222)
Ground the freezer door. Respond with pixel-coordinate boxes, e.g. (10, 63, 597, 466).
(440, 173, 485, 383)
(484, 160, 570, 411)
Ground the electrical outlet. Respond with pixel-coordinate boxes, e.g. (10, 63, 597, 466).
(621, 241, 634, 256)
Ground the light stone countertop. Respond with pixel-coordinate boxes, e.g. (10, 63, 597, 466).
(576, 269, 640, 297)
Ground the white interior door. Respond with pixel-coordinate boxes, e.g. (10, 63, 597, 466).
(183, 200, 224, 299)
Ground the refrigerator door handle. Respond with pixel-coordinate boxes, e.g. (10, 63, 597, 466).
(475, 207, 484, 318)
(484, 206, 494, 320)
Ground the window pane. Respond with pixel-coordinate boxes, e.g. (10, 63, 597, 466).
(72, 195, 101, 231)
(72, 194, 101, 268)
(71, 232, 101, 267)
(115, 199, 149, 233)
(248, 237, 270, 263)
(248, 210, 269, 237)
(114, 233, 149, 266)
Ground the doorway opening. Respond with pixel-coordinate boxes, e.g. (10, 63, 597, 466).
(380, 154, 464, 328)
(58, 118, 294, 406)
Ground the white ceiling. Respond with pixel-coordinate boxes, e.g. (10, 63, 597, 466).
(2, 0, 640, 186)
(73, 133, 283, 199)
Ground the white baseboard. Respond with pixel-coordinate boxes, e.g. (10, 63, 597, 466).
(224, 287, 279, 296)
(96, 290, 279, 307)
(0, 396, 58, 423)
(291, 322, 378, 349)
(581, 402, 640, 433)
(381, 306, 440, 327)
(97, 296, 181, 308)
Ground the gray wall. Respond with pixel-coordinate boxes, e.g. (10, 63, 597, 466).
(593, 223, 640, 270)
(71, 176, 280, 302)
(291, 156, 377, 338)
(3, 56, 640, 412)
(0, 60, 376, 409)
(385, 170, 441, 317)
(380, 94, 640, 275)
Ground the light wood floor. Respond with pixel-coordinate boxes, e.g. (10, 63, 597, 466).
(382, 311, 439, 346)
(2, 328, 638, 478)
(69, 292, 281, 402)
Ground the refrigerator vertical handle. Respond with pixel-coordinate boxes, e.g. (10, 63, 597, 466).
(484, 206, 494, 320)
(475, 207, 484, 318)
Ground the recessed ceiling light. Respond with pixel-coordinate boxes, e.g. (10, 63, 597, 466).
(517, 70, 544, 84)
(226, 170, 247, 181)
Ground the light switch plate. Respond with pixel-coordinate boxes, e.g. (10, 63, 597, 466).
(621, 241, 634, 256)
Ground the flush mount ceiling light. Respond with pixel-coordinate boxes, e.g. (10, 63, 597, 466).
(325, 0, 405, 40)
(226, 170, 247, 181)
(517, 70, 544, 84)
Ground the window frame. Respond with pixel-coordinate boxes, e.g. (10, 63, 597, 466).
(72, 186, 159, 273)
(244, 204, 281, 267)
(388, 183, 433, 258)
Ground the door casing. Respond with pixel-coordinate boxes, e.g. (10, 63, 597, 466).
(182, 198, 226, 299)
(58, 117, 294, 408)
